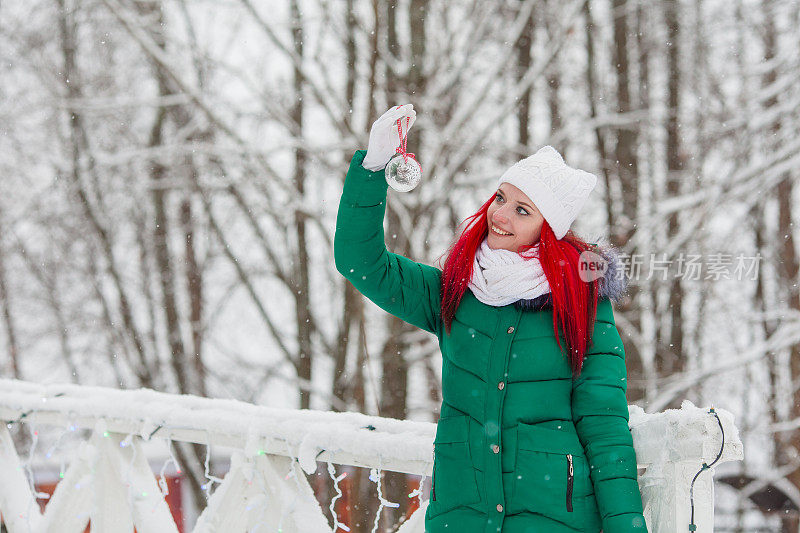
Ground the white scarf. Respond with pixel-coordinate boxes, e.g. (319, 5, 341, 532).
(467, 238, 551, 306)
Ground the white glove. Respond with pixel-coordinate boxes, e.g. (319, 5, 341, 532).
(362, 104, 417, 171)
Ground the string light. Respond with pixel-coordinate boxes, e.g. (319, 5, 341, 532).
(111, 431, 142, 516)
(43, 422, 80, 484)
(369, 457, 400, 533)
(44, 422, 72, 462)
(147, 424, 164, 439)
(278, 446, 305, 533)
(407, 472, 426, 509)
(158, 439, 181, 497)
(248, 453, 275, 532)
(202, 435, 223, 498)
(688, 408, 724, 532)
(327, 462, 350, 532)
(23, 422, 43, 530)
(3, 393, 65, 428)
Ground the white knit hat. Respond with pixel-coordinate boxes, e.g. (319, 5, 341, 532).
(497, 146, 597, 240)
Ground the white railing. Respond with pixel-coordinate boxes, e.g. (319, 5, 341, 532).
(0, 379, 742, 533)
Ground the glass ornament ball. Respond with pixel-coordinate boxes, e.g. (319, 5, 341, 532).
(385, 154, 422, 192)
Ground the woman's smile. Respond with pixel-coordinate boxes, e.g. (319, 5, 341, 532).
(490, 225, 513, 236)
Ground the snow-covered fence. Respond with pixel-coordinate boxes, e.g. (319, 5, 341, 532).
(0, 379, 742, 533)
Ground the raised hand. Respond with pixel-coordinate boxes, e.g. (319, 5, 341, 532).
(362, 104, 416, 171)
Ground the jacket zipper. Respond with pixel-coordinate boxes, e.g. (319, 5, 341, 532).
(432, 446, 436, 501)
(566, 454, 574, 512)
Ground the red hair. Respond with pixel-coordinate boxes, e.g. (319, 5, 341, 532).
(438, 194, 599, 377)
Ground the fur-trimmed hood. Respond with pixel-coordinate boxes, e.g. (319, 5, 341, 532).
(513, 243, 628, 312)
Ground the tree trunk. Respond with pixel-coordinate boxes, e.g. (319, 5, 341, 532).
(612, 0, 638, 247)
(543, 3, 563, 153)
(139, 0, 189, 395)
(515, 7, 534, 151)
(611, 0, 648, 402)
(660, 0, 686, 389)
(333, 0, 361, 413)
(761, 1, 800, 525)
(288, 0, 314, 411)
(377, 1, 430, 528)
(0, 215, 21, 379)
(57, 0, 154, 388)
(181, 198, 206, 397)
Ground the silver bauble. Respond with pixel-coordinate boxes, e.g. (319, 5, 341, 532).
(385, 154, 422, 192)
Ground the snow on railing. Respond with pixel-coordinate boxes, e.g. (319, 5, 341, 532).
(0, 379, 742, 533)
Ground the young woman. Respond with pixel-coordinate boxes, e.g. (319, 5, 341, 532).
(334, 104, 648, 533)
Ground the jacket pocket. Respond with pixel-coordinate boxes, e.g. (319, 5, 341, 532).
(427, 415, 480, 518)
(510, 422, 589, 525)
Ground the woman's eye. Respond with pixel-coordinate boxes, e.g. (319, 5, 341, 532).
(496, 194, 527, 215)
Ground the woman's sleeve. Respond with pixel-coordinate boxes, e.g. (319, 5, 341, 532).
(571, 299, 648, 533)
(334, 149, 443, 336)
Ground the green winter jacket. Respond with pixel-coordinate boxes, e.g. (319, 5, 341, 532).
(334, 150, 648, 533)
